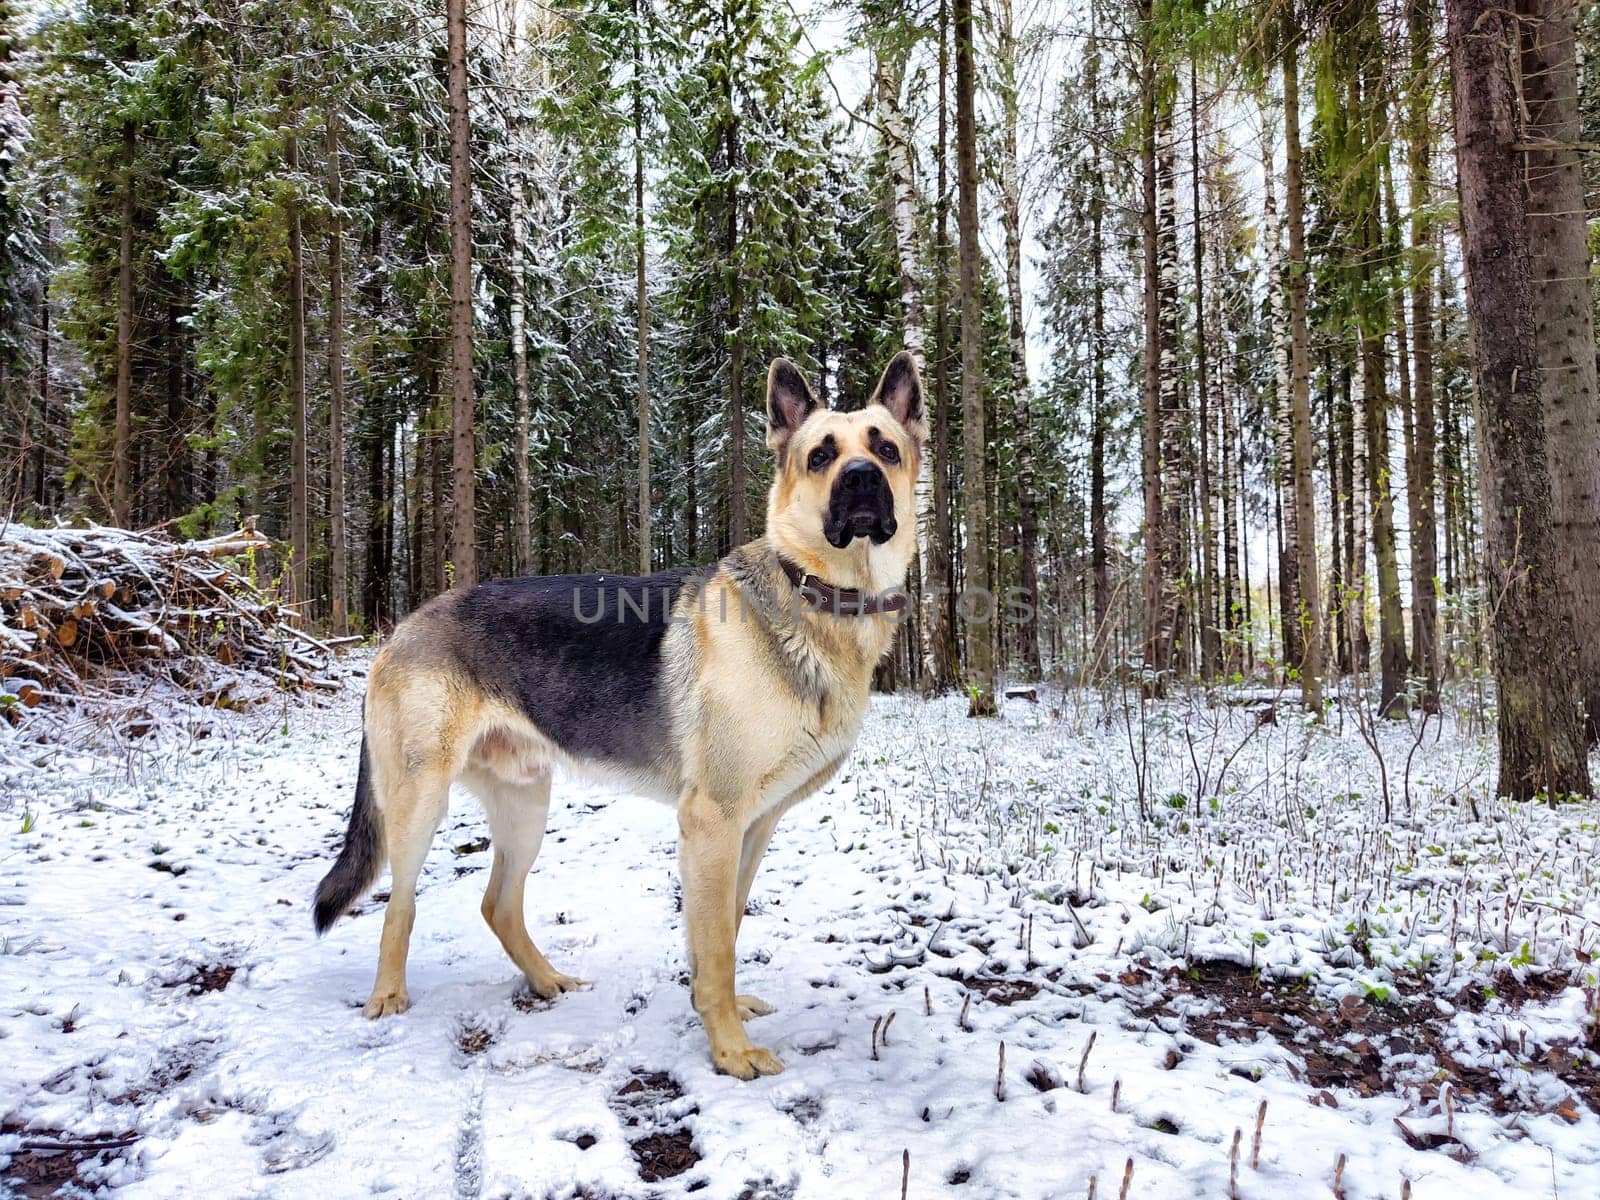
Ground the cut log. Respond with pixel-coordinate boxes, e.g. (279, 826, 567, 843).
(0, 522, 345, 730)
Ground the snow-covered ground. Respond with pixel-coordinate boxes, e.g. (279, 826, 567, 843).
(4, 662, 1600, 1199)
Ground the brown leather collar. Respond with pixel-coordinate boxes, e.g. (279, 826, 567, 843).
(778, 555, 908, 617)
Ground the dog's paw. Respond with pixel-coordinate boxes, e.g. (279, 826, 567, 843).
(712, 1044, 784, 1080)
(363, 987, 410, 1018)
(527, 969, 586, 1000)
(736, 994, 774, 1020)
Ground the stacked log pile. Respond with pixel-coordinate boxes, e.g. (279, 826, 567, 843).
(1, 521, 348, 725)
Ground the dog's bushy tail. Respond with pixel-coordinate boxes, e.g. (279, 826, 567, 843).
(314, 734, 383, 934)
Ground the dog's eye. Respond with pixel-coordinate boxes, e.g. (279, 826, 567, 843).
(807, 446, 834, 472)
(877, 441, 901, 466)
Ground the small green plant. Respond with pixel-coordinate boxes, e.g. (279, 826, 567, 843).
(19, 809, 36, 834)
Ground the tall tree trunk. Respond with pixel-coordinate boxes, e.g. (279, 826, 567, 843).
(1156, 96, 1185, 676)
(1282, 39, 1323, 709)
(1407, 0, 1440, 710)
(1354, 67, 1408, 716)
(447, 0, 477, 587)
(876, 38, 933, 682)
(1264, 107, 1300, 679)
(327, 97, 349, 635)
(113, 121, 134, 527)
(1138, 1, 1164, 689)
(286, 104, 309, 612)
(721, 14, 746, 551)
(430, 400, 448, 596)
(34, 204, 51, 511)
(955, 0, 995, 715)
(997, 0, 1040, 678)
(1519, 0, 1600, 741)
(364, 406, 389, 630)
(1327, 361, 1348, 672)
(633, 0, 650, 575)
(1088, 19, 1110, 666)
(1364, 317, 1409, 715)
(1445, 0, 1592, 800)
(164, 299, 185, 520)
(507, 0, 534, 574)
(1211, 186, 1239, 669)
(1189, 61, 1217, 681)
(928, 0, 956, 692)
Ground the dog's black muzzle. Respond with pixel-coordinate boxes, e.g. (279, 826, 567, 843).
(824, 460, 897, 549)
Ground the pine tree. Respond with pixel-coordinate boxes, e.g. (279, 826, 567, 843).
(1446, 0, 1592, 799)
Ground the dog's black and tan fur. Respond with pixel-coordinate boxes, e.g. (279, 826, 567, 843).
(314, 351, 925, 1078)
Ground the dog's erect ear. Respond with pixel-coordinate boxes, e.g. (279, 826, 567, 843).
(869, 350, 927, 445)
(766, 357, 823, 454)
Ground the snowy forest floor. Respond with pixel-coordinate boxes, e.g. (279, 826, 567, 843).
(4, 659, 1600, 1199)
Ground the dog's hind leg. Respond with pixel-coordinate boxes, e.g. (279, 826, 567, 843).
(364, 767, 450, 1018)
(467, 767, 585, 1000)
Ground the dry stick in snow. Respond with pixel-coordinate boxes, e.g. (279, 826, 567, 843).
(900, 1149, 910, 1200)
(995, 1041, 1007, 1101)
(1229, 1129, 1241, 1200)
(882, 1010, 897, 1046)
(924, 985, 932, 1016)
(1443, 1083, 1455, 1139)
(1087, 1177, 1097, 1200)
(871, 1015, 883, 1061)
(1110, 1078, 1121, 1113)
(1118, 1157, 1134, 1200)
(958, 993, 972, 1031)
(1251, 1100, 1267, 1169)
(1401, 1181, 1411, 1200)
(1332, 1152, 1347, 1199)
(1077, 1030, 1097, 1092)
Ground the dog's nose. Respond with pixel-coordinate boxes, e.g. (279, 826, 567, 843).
(838, 460, 884, 496)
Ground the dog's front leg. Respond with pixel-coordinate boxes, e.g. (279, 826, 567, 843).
(678, 788, 783, 1080)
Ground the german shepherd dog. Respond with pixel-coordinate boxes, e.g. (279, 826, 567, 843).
(313, 351, 924, 1078)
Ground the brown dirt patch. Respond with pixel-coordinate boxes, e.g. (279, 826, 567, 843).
(1, 1126, 138, 1198)
(612, 1073, 699, 1183)
(177, 964, 236, 996)
(1143, 957, 1600, 1120)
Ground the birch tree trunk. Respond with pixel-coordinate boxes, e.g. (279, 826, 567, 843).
(1263, 133, 1300, 675)
(874, 39, 933, 682)
(504, 0, 533, 574)
(1156, 97, 1185, 676)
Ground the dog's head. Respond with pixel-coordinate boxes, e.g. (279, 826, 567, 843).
(764, 351, 926, 582)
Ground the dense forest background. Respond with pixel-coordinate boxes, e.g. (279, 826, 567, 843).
(2, 0, 1599, 797)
